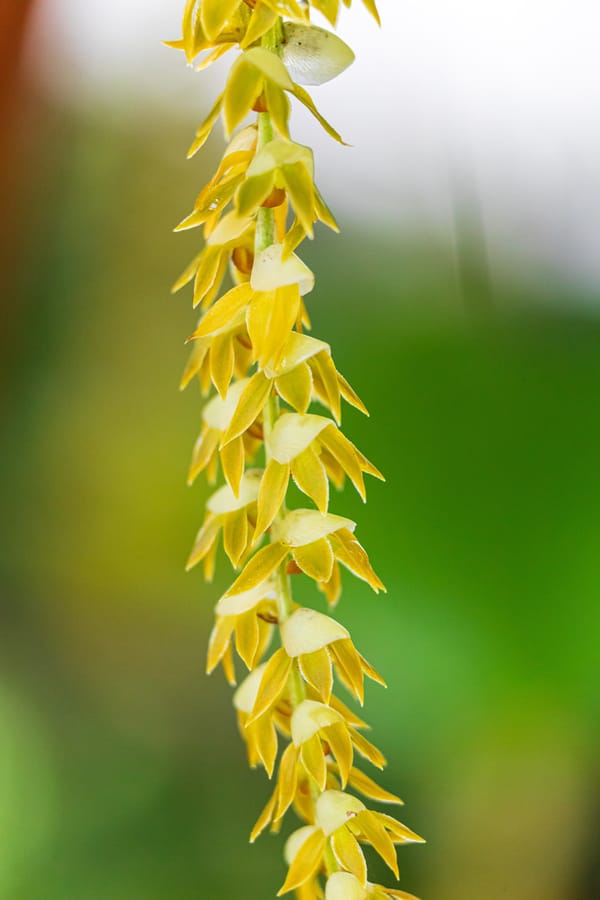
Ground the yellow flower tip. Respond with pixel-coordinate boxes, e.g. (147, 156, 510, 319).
(279, 826, 326, 896)
(245, 647, 292, 724)
(233, 663, 268, 715)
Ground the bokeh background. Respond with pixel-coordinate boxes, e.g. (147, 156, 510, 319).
(1, 2, 599, 898)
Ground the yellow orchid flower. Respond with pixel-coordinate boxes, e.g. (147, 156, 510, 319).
(178, 128, 257, 241)
(180, 302, 252, 400)
(281, 606, 386, 705)
(249, 696, 400, 844)
(288, 699, 353, 790)
(236, 137, 339, 240)
(186, 469, 263, 574)
(206, 579, 277, 675)
(275, 510, 385, 602)
(217, 509, 385, 608)
(254, 411, 383, 526)
(188, 378, 257, 490)
(279, 791, 424, 895)
(171, 209, 255, 311)
(266, 331, 369, 420)
(233, 662, 281, 774)
(189, 276, 310, 374)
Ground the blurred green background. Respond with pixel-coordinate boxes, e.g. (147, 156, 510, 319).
(1, 6, 599, 899)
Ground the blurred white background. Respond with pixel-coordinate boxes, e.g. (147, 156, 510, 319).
(27, 0, 600, 288)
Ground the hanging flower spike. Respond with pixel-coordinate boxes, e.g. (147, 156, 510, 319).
(169, 2, 424, 898)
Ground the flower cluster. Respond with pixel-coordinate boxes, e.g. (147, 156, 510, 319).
(169, 1, 424, 896)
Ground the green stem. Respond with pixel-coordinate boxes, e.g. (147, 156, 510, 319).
(254, 20, 283, 255)
(252, 18, 334, 872)
(262, 394, 294, 626)
(323, 844, 339, 878)
(254, 22, 294, 628)
(255, 112, 275, 253)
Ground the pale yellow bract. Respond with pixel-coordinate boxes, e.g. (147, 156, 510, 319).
(167, 1, 424, 896)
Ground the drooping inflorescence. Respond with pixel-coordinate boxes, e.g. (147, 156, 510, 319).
(168, 2, 424, 897)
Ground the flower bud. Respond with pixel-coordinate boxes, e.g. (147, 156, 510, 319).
(283, 23, 355, 86)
